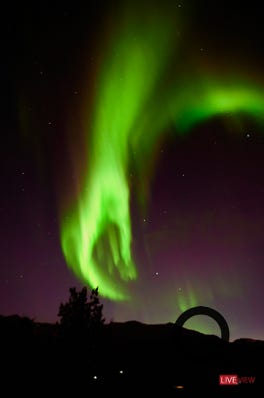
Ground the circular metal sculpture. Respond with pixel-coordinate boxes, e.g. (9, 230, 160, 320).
(175, 306, 230, 341)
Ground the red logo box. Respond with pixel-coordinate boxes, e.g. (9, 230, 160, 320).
(219, 375, 238, 385)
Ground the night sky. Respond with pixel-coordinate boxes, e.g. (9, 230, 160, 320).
(2, 1, 264, 341)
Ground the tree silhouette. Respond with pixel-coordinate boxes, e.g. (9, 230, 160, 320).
(89, 286, 105, 327)
(58, 286, 105, 342)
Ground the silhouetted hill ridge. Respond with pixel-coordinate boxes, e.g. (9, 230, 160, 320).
(1, 314, 263, 345)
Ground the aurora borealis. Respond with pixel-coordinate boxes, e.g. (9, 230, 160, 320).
(61, 2, 264, 303)
(2, 1, 264, 340)
(60, 3, 179, 300)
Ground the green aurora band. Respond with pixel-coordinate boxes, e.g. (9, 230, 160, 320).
(60, 4, 264, 304)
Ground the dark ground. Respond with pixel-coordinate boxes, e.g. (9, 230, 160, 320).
(1, 315, 262, 396)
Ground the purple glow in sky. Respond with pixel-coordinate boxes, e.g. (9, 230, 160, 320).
(1, 1, 264, 341)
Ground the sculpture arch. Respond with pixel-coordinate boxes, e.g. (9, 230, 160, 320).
(175, 306, 230, 341)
